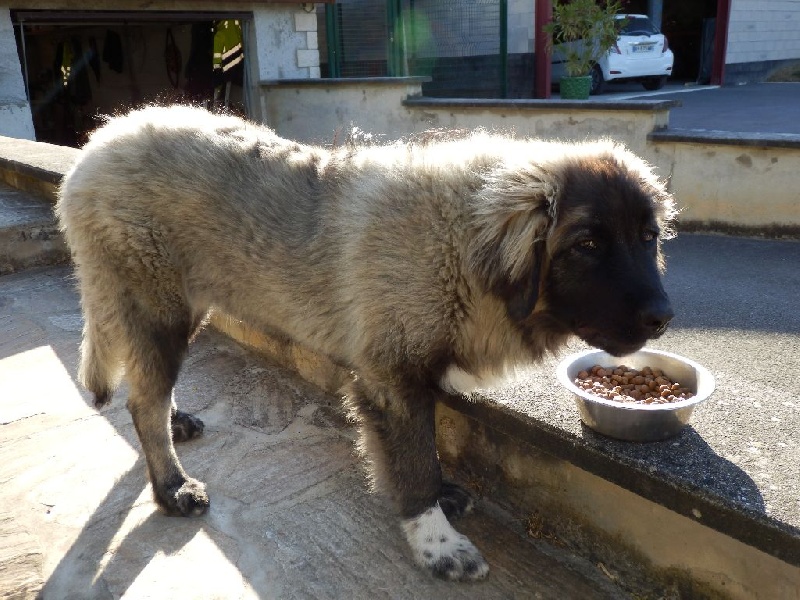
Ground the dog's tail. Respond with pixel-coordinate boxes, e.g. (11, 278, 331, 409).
(78, 310, 123, 409)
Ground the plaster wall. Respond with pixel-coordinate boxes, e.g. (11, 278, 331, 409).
(649, 140, 800, 232)
(0, 8, 35, 140)
(404, 104, 663, 158)
(260, 79, 430, 146)
(727, 0, 800, 65)
(259, 80, 666, 158)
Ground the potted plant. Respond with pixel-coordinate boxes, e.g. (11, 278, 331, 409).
(545, 0, 623, 99)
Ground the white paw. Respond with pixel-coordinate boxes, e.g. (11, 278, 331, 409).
(402, 503, 489, 581)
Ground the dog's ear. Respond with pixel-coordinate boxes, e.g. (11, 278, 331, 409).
(467, 164, 557, 293)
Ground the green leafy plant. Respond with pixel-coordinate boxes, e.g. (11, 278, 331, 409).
(545, 0, 624, 78)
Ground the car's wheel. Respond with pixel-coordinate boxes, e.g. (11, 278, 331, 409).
(590, 65, 605, 95)
(642, 76, 667, 91)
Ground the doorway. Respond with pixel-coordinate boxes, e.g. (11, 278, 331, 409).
(12, 11, 251, 147)
(660, 0, 719, 83)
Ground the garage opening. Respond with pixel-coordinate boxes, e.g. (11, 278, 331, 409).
(622, 0, 722, 85)
(12, 11, 252, 147)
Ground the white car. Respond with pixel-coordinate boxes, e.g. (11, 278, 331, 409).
(551, 14, 674, 95)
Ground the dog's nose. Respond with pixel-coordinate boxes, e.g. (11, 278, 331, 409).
(639, 299, 674, 337)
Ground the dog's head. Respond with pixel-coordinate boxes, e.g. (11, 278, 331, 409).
(469, 140, 676, 357)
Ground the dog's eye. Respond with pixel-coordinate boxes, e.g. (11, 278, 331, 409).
(642, 229, 659, 243)
(577, 239, 597, 251)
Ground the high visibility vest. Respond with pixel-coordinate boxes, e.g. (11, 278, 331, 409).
(213, 20, 243, 76)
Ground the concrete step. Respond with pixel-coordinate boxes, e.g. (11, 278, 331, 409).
(0, 182, 68, 275)
(0, 266, 631, 599)
(0, 134, 76, 275)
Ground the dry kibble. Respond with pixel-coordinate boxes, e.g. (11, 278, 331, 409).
(574, 364, 694, 405)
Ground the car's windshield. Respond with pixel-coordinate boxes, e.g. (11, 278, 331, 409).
(618, 16, 659, 36)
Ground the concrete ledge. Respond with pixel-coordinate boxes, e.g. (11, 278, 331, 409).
(404, 95, 680, 113)
(0, 136, 79, 201)
(678, 219, 800, 240)
(439, 391, 800, 567)
(260, 76, 431, 87)
(435, 403, 799, 600)
(650, 128, 800, 150)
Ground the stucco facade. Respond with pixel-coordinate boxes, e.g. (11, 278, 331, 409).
(725, 0, 800, 83)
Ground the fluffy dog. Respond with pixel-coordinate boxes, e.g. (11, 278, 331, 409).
(57, 105, 675, 581)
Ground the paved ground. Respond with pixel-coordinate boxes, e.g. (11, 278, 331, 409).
(593, 81, 800, 135)
(0, 267, 630, 599)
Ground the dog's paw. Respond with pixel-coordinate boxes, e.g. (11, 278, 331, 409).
(155, 477, 209, 517)
(175, 478, 209, 516)
(403, 503, 489, 581)
(439, 482, 474, 521)
(171, 410, 205, 443)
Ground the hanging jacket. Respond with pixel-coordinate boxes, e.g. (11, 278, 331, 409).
(212, 20, 243, 85)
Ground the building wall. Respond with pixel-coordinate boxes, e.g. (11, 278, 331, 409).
(0, 7, 35, 140)
(252, 6, 319, 81)
(725, 0, 800, 84)
(250, 6, 319, 123)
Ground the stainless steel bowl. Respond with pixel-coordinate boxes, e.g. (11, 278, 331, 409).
(556, 348, 715, 442)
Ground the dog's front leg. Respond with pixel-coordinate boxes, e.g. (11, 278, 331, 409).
(348, 379, 489, 581)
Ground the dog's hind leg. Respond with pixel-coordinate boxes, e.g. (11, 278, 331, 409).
(347, 378, 489, 581)
(123, 306, 209, 516)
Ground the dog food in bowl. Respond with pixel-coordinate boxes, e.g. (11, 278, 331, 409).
(574, 364, 695, 405)
(557, 349, 715, 441)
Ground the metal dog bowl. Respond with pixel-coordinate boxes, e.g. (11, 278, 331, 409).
(556, 348, 715, 442)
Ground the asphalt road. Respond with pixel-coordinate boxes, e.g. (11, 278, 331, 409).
(595, 81, 800, 135)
